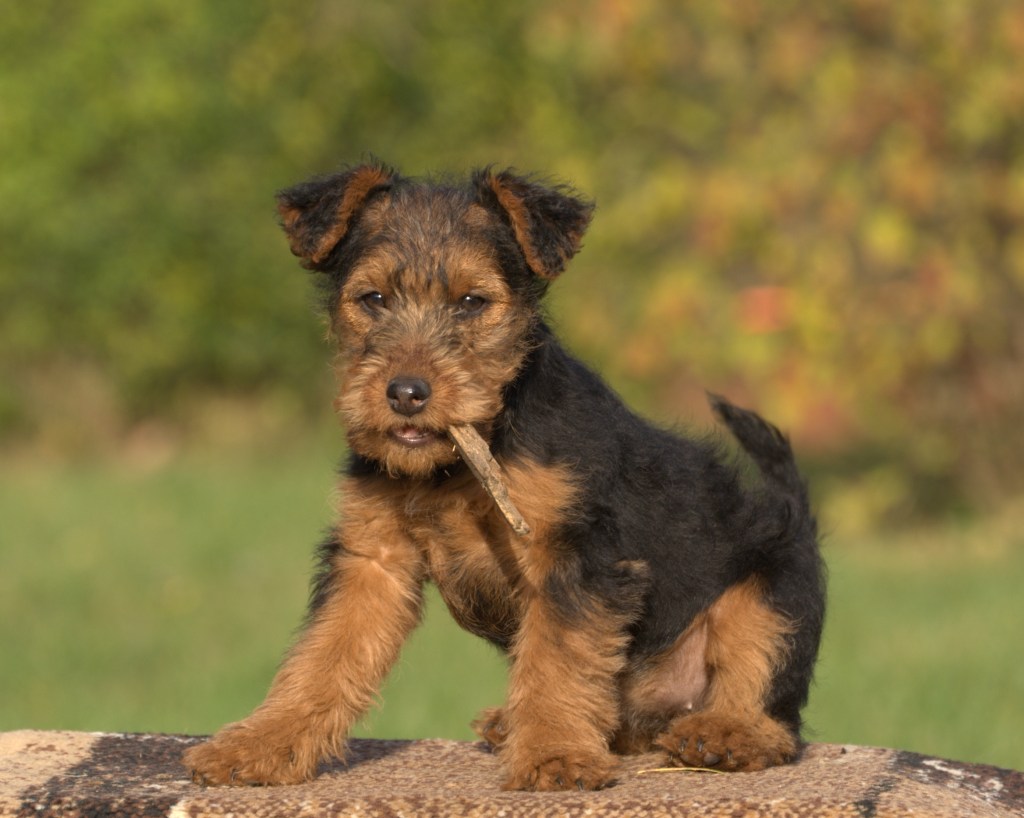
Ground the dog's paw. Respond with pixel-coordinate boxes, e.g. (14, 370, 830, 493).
(184, 723, 317, 786)
(657, 712, 797, 772)
(502, 750, 617, 791)
(471, 706, 510, 750)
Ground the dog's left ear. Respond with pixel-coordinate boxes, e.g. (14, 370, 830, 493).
(277, 162, 399, 269)
(473, 169, 595, 279)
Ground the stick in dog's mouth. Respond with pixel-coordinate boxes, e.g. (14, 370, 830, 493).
(447, 424, 531, 537)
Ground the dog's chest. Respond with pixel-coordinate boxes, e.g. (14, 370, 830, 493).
(402, 480, 525, 649)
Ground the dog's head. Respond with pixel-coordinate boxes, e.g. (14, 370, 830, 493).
(277, 162, 594, 477)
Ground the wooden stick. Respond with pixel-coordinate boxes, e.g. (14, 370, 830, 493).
(448, 424, 531, 537)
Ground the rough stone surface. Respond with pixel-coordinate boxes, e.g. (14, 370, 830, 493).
(1, 730, 1021, 817)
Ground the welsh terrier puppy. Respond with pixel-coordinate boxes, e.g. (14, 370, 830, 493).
(184, 161, 825, 791)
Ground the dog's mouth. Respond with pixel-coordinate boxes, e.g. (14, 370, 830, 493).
(389, 425, 442, 448)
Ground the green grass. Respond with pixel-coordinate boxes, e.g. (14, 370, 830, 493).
(1, 439, 1021, 771)
(804, 523, 1024, 769)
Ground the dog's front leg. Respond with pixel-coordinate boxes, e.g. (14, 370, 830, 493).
(184, 519, 424, 786)
(499, 590, 630, 791)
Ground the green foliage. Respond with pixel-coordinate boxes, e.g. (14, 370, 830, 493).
(3, 1, 1024, 513)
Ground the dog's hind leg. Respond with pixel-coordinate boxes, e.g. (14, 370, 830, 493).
(655, 577, 799, 771)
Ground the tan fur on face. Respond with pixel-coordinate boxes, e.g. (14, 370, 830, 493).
(330, 201, 535, 478)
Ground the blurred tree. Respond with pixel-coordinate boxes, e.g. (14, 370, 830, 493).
(2, 0, 1023, 517)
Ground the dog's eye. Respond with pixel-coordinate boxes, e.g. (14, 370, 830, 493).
(456, 294, 488, 316)
(359, 292, 387, 313)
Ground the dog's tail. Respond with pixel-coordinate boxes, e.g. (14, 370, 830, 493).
(708, 393, 808, 502)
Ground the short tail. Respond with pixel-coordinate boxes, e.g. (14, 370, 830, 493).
(708, 393, 806, 499)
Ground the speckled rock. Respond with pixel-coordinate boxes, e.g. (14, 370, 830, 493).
(1, 731, 1021, 817)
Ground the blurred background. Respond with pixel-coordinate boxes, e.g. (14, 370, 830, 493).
(2, 1, 1021, 770)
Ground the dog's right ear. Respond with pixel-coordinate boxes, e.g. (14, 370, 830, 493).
(276, 163, 399, 269)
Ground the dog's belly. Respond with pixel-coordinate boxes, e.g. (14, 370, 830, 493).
(623, 614, 709, 716)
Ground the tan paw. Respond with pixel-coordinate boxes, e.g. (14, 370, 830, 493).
(657, 711, 796, 772)
(183, 722, 317, 786)
(471, 706, 510, 750)
(502, 750, 617, 791)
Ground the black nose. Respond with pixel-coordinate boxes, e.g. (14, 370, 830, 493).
(386, 376, 432, 416)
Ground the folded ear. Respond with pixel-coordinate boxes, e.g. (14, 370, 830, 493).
(276, 162, 399, 268)
(473, 168, 594, 279)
